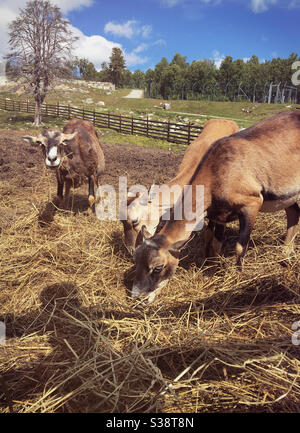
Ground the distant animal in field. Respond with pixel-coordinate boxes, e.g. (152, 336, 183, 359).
(132, 111, 300, 302)
(23, 119, 105, 210)
(122, 118, 239, 255)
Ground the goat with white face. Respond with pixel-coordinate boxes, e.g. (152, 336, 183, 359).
(23, 119, 105, 210)
(24, 129, 77, 168)
(122, 119, 239, 255)
(132, 111, 300, 303)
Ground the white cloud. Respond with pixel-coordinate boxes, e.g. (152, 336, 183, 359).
(131, 39, 166, 55)
(288, 0, 300, 7)
(72, 26, 159, 70)
(133, 43, 149, 54)
(250, 0, 277, 13)
(0, 1, 154, 70)
(161, 0, 221, 6)
(104, 20, 152, 40)
(123, 39, 166, 68)
(212, 49, 225, 69)
(53, 0, 94, 13)
(141, 25, 152, 38)
(125, 52, 149, 67)
(0, 0, 93, 15)
(161, 0, 292, 13)
(71, 26, 122, 70)
(104, 20, 137, 39)
(161, 0, 182, 5)
(0, 0, 94, 60)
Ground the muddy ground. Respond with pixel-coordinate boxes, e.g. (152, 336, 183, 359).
(0, 128, 181, 192)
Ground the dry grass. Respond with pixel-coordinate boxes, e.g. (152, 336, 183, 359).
(0, 135, 300, 413)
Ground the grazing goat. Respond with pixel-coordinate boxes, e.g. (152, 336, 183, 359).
(122, 119, 239, 254)
(23, 119, 105, 210)
(132, 111, 300, 302)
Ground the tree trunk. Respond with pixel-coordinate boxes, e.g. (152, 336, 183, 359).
(33, 99, 42, 126)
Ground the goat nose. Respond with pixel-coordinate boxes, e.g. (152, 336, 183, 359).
(48, 155, 57, 162)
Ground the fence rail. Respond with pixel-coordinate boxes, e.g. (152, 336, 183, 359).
(0, 98, 203, 146)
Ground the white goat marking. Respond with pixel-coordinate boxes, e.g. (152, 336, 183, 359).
(48, 146, 58, 161)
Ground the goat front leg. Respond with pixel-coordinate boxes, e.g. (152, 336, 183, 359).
(62, 179, 72, 210)
(284, 203, 299, 246)
(282, 203, 300, 260)
(211, 223, 225, 256)
(204, 220, 215, 258)
(56, 173, 64, 207)
(204, 221, 225, 258)
(236, 198, 262, 268)
(88, 175, 95, 212)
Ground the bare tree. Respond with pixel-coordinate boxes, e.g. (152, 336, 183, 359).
(6, 0, 77, 126)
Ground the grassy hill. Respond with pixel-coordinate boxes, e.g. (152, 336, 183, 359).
(0, 80, 299, 150)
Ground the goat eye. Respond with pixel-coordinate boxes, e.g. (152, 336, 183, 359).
(153, 265, 164, 273)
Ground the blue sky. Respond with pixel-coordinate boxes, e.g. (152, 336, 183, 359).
(0, 0, 299, 71)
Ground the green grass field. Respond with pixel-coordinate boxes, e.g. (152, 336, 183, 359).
(0, 81, 299, 150)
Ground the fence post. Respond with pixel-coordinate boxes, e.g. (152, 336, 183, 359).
(131, 116, 134, 135)
(119, 114, 122, 132)
(147, 116, 149, 137)
(57, 101, 60, 117)
(167, 119, 170, 142)
(187, 122, 191, 145)
(68, 105, 71, 120)
(93, 108, 96, 125)
(108, 113, 110, 129)
(46, 102, 48, 117)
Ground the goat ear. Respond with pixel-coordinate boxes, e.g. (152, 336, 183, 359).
(168, 239, 188, 258)
(22, 135, 39, 146)
(60, 131, 77, 145)
(141, 225, 152, 241)
(127, 191, 141, 205)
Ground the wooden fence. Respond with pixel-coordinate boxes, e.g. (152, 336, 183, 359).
(0, 98, 203, 146)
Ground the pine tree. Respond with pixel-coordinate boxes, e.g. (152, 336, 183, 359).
(109, 47, 126, 87)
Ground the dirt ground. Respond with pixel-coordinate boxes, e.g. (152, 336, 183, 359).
(0, 128, 181, 198)
(0, 128, 182, 232)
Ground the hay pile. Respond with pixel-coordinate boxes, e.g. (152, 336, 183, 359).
(0, 131, 300, 413)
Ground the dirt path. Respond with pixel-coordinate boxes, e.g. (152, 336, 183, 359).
(123, 89, 144, 98)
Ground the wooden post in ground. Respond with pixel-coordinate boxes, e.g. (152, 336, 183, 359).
(167, 119, 170, 142)
(187, 122, 191, 145)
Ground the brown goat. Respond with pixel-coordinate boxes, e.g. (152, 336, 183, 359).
(122, 118, 239, 254)
(132, 111, 300, 302)
(23, 119, 105, 209)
